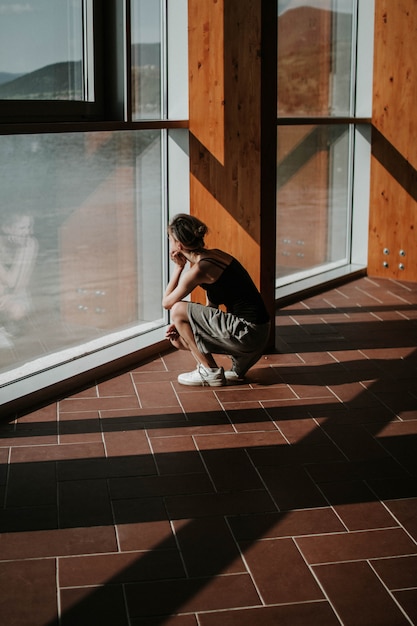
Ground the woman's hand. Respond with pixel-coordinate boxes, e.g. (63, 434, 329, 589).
(165, 323, 179, 341)
(170, 250, 187, 268)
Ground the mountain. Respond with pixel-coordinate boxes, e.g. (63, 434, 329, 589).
(0, 72, 24, 86)
(0, 61, 82, 99)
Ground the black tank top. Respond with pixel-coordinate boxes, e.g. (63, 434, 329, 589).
(200, 257, 270, 324)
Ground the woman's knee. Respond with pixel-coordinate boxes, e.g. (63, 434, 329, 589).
(171, 301, 188, 325)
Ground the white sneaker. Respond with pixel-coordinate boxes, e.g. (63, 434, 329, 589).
(178, 365, 225, 387)
(224, 370, 244, 382)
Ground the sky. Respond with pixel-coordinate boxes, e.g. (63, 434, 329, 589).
(0, 0, 160, 76)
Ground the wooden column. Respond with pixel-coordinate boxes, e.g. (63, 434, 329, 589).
(188, 0, 277, 346)
(368, 0, 417, 280)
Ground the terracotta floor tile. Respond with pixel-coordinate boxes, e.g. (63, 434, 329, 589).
(198, 602, 340, 626)
(0, 559, 58, 626)
(313, 561, 411, 626)
(136, 381, 180, 408)
(228, 508, 345, 541)
(165, 490, 277, 520)
(173, 517, 245, 576)
(393, 589, 417, 624)
(371, 554, 417, 590)
(97, 373, 137, 396)
(241, 537, 324, 604)
(58, 478, 113, 527)
(383, 497, 417, 541)
(59, 549, 185, 587)
(109, 473, 213, 502)
(125, 574, 261, 618)
(297, 528, 417, 564)
(60, 585, 129, 626)
(0, 525, 117, 560)
(117, 519, 176, 551)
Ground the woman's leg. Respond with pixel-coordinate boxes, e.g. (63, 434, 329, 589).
(170, 301, 219, 369)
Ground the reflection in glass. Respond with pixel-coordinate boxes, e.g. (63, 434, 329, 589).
(277, 0, 355, 116)
(131, 0, 162, 120)
(0, 0, 90, 101)
(0, 131, 164, 375)
(276, 125, 351, 282)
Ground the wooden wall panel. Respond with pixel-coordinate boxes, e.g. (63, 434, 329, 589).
(368, 0, 417, 280)
(188, 0, 277, 333)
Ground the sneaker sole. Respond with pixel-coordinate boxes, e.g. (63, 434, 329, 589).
(177, 377, 225, 387)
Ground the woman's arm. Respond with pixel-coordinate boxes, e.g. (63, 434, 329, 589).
(162, 253, 206, 310)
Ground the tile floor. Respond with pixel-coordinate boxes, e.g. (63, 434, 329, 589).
(1, 275, 417, 626)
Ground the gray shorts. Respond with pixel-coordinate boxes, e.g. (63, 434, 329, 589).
(187, 302, 270, 376)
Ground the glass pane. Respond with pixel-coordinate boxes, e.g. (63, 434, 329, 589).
(131, 0, 162, 120)
(0, 0, 89, 101)
(0, 131, 164, 377)
(276, 125, 351, 282)
(277, 0, 355, 117)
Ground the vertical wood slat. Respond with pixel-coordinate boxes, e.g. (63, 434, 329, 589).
(188, 0, 277, 338)
(368, 0, 417, 280)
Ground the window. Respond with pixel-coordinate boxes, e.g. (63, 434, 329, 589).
(0, 1, 189, 403)
(276, 0, 372, 294)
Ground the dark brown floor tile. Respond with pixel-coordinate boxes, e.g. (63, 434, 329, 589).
(109, 473, 213, 502)
(58, 478, 113, 527)
(248, 440, 345, 469)
(241, 537, 324, 604)
(367, 477, 417, 500)
(384, 497, 417, 541)
(0, 504, 58, 532)
(320, 423, 390, 461)
(131, 615, 198, 626)
(257, 465, 329, 510)
(216, 385, 298, 403)
(274, 417, 329, 444)
(173, 516, 245, 576)
(306, 457, 408, 484)
(112, 496, 169, 525)
(60, 585, 129, 626)
(198, 602, 340, 626)
(165, 489, 277, 520)
(151, 436, 206, 474)
(0, 525, 117, 559)
(149, 414, 234, 438)
(200, 448, 266, 492)
(194, 430, 287, 451)
(0, 559, 58, 626)
(117, 519, 176, 551)
(393, 589, 417, 624)
(297, 528, 417, 564)
(57, 453, 155, 481)
(313, 561, 411, 626)
(228, 508, 345, 541)
(125, 574, 261, 618)
(59, 549, 185, 587)
(59, 418, 103, 443)
(6, 460, 56, 507)
(371, 555, 417, 590)
(175, 389, 225, 413)
(318, 480, 399, 530)
(223, 402, 277, 431)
